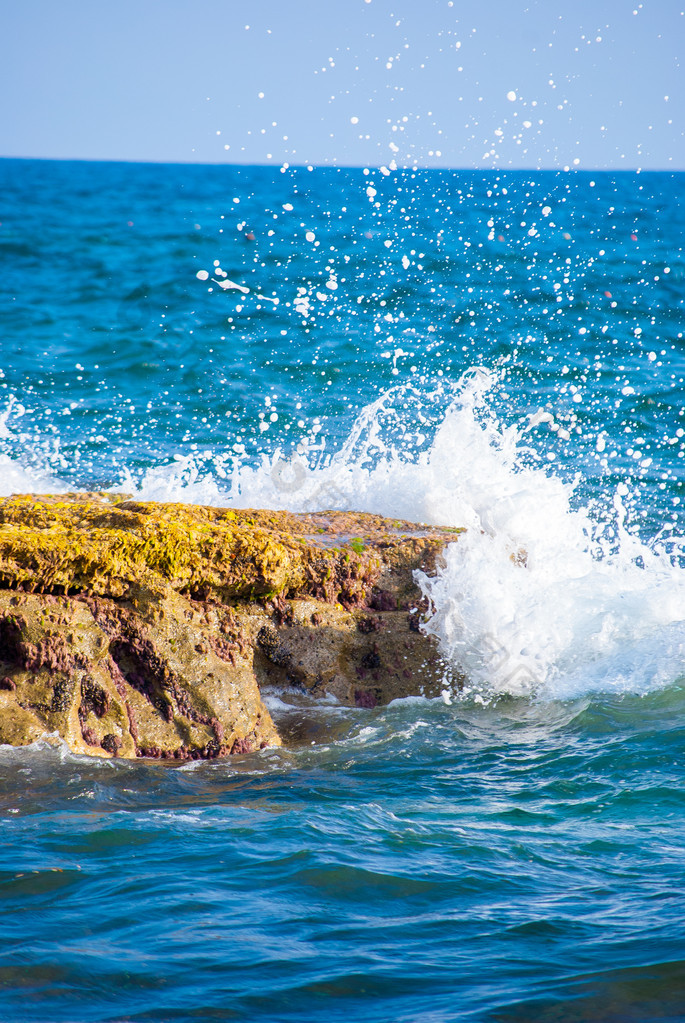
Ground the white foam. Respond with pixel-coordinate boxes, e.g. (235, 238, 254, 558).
(0, 453, 66, 497)
(0, 396, 69, 496)
(418, 527, 685, 701)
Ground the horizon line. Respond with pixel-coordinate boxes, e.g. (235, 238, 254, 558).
(1, 154, 683, 174)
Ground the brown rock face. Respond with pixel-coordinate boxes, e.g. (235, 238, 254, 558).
(0, 494, 464, 759)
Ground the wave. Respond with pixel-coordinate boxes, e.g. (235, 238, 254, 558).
(1, 370, 683, 701)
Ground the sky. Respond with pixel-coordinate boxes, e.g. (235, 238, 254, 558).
(2, 0, 683, 169)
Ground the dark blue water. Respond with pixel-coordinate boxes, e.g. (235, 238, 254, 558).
(0, 158, 684, 1021)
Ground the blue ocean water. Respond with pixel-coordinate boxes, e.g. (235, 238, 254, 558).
(0, 157, 684, 1022)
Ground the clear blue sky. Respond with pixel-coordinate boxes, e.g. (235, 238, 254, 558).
(2, 0, 683, 169)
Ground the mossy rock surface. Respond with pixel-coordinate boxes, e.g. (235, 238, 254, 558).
(0, 494, 464, 760)
(0, 493, 462, 604)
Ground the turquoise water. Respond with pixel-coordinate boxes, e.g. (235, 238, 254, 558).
(0, 158, 684, 1021)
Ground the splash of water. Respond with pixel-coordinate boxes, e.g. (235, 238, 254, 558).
(1, 369, 683, 700)
(219, 370, 685, 701)
(108, 370, 685, 699)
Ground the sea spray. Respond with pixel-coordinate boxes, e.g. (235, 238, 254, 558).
(3, 366, 681, 701)
(404, 379, 685, 700)
(194, 369, 685, 703)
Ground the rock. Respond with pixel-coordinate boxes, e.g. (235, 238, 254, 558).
(0, 586, 278, 761)
(0, 493, 464, 760)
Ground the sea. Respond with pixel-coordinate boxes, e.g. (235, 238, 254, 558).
(0, 157, 684, 1022)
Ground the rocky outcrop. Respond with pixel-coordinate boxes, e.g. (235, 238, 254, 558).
(0, 494, 463, 760)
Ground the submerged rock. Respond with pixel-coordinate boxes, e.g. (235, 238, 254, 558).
(0, 494, 463, 760)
